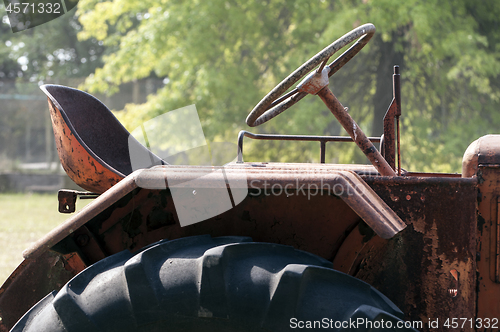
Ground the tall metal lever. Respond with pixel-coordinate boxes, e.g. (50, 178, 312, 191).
(383, 65, 402, 175)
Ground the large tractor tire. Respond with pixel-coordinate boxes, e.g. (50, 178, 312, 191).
(11, 235, 417, 331)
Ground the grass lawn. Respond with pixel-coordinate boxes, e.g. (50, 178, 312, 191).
(0, 193, 90, 286)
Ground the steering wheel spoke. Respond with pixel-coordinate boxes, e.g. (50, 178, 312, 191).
(267, 88, 300, 111)
(316, 56, 331, 74)
(253, 90, 308, 127)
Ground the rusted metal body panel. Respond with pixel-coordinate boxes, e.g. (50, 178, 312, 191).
(1, 163, 478, 331)
(23, 164, 405, 260)
(23, 173, 138, 259)
(0, 251, 85, 332)
(474, 166, 500, 322)
(337, 176, 477, 331)
(463, 135, 500, 326)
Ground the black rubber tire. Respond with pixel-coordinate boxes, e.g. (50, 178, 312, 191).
(11, 235, 417, 331)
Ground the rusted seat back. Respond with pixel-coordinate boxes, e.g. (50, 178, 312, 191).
(41, 85, 164, 193)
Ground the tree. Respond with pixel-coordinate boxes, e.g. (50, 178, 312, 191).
(332, 0, 500, 172)
(76, 0, 500, 172)
(2, 7, 106, 83)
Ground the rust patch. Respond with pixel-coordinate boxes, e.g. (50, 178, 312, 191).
(47, 98, 124, 193)
(0, 251, 77, 331)
(348, 176, 478, 327)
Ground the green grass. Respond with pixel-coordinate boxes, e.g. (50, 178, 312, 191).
(0, 193, 90, 286)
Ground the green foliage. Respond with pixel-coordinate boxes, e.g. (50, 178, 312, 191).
(77, 0, 500, 172)
(2, 7, 105, 82)
(330, 0, 500, 172)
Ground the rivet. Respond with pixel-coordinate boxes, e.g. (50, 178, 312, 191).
(76, 234, 90, 247)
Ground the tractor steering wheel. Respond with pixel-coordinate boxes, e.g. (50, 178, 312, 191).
(246, 23, 375, 127)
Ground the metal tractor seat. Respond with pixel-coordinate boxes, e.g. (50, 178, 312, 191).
(41, 84, 165, 194)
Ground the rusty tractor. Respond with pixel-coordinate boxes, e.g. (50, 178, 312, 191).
(0, 23, 495, 332)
